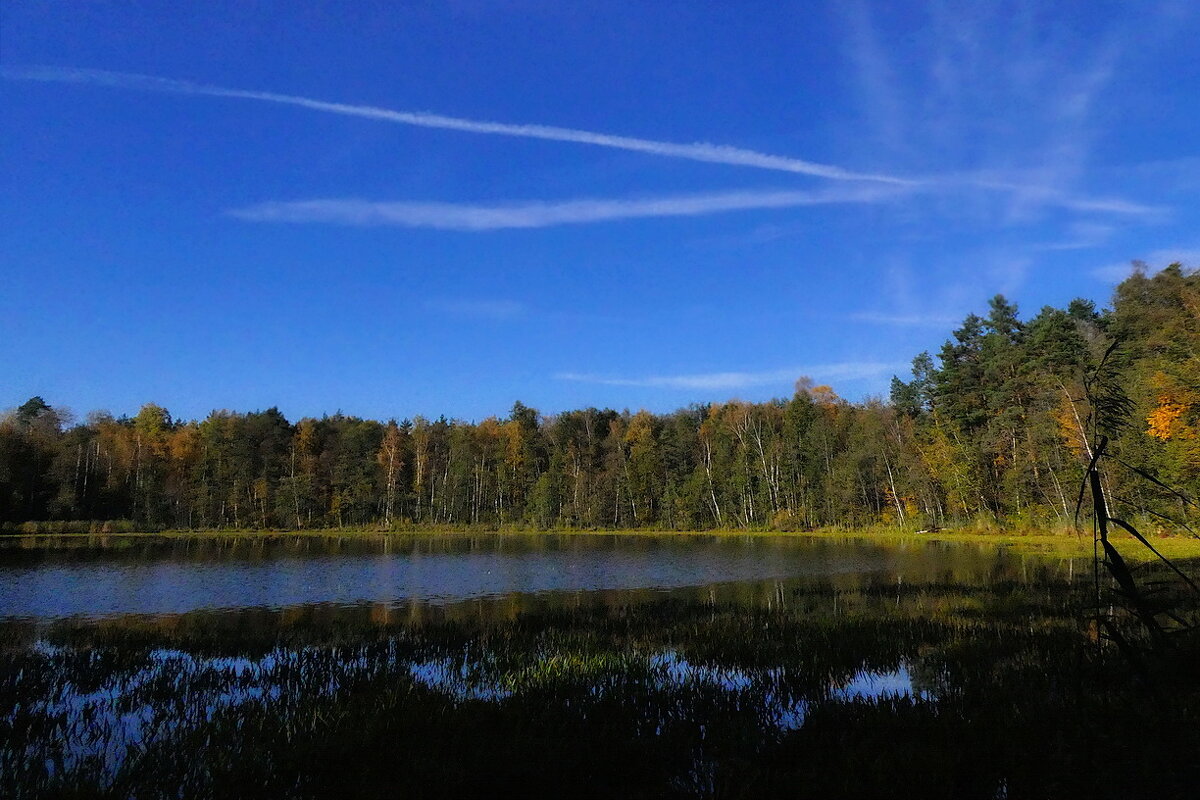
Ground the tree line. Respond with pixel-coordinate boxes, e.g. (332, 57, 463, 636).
(2, 265, 1197, 532)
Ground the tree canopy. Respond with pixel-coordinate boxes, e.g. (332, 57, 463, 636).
(3, 266, 1198, 532)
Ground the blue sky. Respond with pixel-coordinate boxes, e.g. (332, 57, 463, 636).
(3, 1, 1199, 423)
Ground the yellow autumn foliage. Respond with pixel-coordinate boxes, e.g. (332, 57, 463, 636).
(1052, 396, 1088, 457)
(1147, 400, 1190, 441)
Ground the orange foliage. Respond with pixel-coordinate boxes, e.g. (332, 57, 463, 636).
(1147, 400, 1188, 441)
(1146, 371, 1197, 442)
(795, 376, 840, 408)
(810, 385, 840, 407)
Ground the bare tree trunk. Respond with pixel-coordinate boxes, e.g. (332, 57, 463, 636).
(291, 445, 302, 528)
(884, 452, 906, 527)
(702, 440, 723, 527)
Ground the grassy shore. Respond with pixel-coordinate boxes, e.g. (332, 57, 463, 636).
(6, 523, 1200, 561)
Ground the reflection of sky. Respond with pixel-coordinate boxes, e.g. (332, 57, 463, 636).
(29, 642, 930, 781)
(834, 664, 928, 701)
(0, 535, 1040, 621)
(31, 643, 282, 776)
(410, 658, 511, 702)
(411, 648, 927, 734)
(648, 650, 925, 730)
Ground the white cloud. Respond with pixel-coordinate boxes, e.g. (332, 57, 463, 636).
(840, 0, 906, 152)
(937, 174, 1163, 219)
(1092, 248, 1200, 283)
(556, 362, 902, 391)
(1092, 262, 1138, 284)
(849, 311, 959, 328)
(228, 186, 903, 230)
(1032, 222, 1116, 252)
(835, 5, 1168, 223)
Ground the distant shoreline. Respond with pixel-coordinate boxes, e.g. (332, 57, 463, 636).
(6, 526, 1200, 560)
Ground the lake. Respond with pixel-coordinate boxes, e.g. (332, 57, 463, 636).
(1, 533, 1194, 799)
(0, 532, 1062, 621)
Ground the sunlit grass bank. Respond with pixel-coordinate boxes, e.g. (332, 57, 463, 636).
(9, 524, 1200, 562)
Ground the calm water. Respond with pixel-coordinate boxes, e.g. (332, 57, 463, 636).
(0, 532, 1067, 622)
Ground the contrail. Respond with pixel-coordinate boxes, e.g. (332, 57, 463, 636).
(1, 66, 912, 185)
(3, 66, 1162, 218)
(228, 186, 904, 230)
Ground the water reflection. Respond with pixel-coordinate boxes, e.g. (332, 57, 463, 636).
(11, 633, 934, 781)
(0, 534, 1091, 797)
(0, 533, 1071, 622)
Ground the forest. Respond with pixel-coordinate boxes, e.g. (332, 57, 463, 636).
(2, 265, 1197, 533)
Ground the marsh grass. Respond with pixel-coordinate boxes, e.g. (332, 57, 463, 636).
(4, 568, 1199, 799)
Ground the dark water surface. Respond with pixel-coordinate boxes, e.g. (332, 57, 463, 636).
(0, 532, 1066, 622)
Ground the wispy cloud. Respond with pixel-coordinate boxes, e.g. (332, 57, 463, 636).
(424, 298, 525, 320)
(932, 173, 1163, 219)
(556, 361, 902, 391)
(228, 186, 902, 230)
(2, 65, 1162, 221)
(1, 66, 911, 185)
(835, 4, 1166, 224)
(849, 311, 959, 328)
(1032, 221, 1116, 252)
(1092, 247, 1200, 283)
(840, 0, 906, 153)
(1092, 262, 1138, 284)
